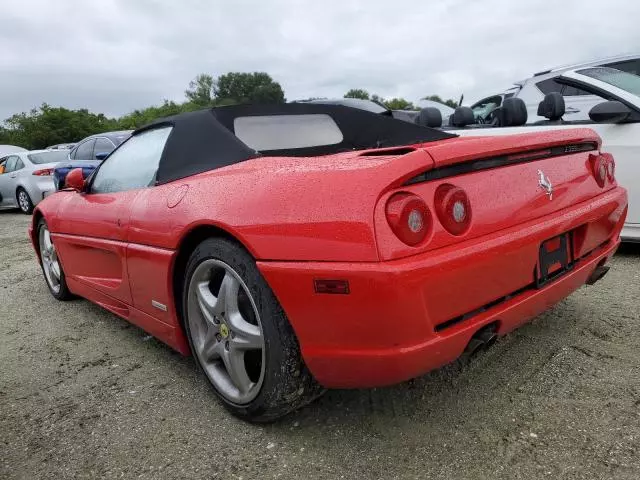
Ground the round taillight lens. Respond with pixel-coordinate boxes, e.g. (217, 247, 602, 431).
(434, 184, 472, 235)
(602, 153, 616, 182)
(593, 156, 607, 188)
(385, 193, 431, 246)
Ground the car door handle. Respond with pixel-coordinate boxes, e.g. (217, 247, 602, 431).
(565, 107, 580, 114)
(10, 175, 16, 178)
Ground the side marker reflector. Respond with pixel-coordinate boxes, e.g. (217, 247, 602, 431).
(314, 279, 350, 295)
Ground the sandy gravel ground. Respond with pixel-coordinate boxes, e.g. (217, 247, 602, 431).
(1, 210, 639, 480)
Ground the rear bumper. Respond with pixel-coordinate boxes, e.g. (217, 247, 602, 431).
(26, 177, 55, 205)
(258, 187, 627, 389)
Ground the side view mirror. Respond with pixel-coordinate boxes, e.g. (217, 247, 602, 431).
(65, 168, 86, 192)
(589, 101, 632, 124)
(95, 151, 110, 161)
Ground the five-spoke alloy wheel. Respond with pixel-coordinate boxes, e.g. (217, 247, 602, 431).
(38, 219, 72, 300)
(183, 238, 322, 422)
(187, 259, 265, 404)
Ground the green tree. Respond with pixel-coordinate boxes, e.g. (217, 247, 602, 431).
(0, 70, 289, 149)
(344, 89, 370, 100)
(0, 104, 118, 149)
(384, 98, 416, 110)
(185, 74, 215, 107)
(422, 95, 458, 108)
(214, 72, 285, 104)
(116, 100, 201, 129)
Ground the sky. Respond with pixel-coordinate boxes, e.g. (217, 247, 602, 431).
(1, 0, 639, 121)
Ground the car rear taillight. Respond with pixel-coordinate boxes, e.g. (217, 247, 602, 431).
(385, 192, 431, 246)
(32, 168, 54, 176)
(590, 153, 608, 188)
(601, 152, 615, 183)
(434, 184, 472, 235)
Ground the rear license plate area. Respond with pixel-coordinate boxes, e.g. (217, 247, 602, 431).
(535, 232, 574, 288)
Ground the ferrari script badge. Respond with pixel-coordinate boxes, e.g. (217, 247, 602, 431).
(537, 170, 553, 200)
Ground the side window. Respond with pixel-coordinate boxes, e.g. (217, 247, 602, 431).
(538, 77, 590, 96)
(561, 85, 591, 96)
(91, 127, 172, 194)
(15, 158, 25, 170)
(74, 139, 96, 160)
(0, 157, 7, 174)
(4, 156, 19, 173)
(536, 78, 563, 94)
(93, 137, 115, 159)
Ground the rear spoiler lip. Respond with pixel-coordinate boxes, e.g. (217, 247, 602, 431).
(423, 128, 602, 169)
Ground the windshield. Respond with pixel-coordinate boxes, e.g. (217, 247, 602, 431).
(27, 150, 69, 164)
(577, 67, 640, 97)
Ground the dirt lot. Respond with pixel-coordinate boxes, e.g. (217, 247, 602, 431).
(1, 211, 639, 480)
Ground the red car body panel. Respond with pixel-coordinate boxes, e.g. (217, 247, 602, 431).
(259, 188, 626, 387)
(30, 128, 628, 387)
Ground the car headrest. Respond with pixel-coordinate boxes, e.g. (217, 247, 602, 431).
(415, 107, 443, 128)
(498, 97, 527, 126)
(450, 106, 475, 127)
(537, 92, 565, 120)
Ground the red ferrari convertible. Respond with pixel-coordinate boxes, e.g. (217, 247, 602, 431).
(30, 103, 627, 421)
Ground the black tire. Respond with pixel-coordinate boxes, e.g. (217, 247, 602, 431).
(17, 188, 34, 214)
(38, 219, 74, 301)
(182, 237, 323, 422)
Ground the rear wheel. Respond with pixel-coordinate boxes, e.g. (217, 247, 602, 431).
(17, 188, 33, 214)
(38, 219, 73, 300)
(182, 237, 322, 422)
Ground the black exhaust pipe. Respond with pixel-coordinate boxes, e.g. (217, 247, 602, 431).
(464, 323, 498, 358)
(586, 265, 610, 285)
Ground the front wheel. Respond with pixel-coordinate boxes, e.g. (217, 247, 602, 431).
(182, 238, 322, 422)
(17, 188, 34, 214)
(38, 219, 73, 300)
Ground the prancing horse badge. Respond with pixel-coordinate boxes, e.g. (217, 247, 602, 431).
(537, 169, 553, 200)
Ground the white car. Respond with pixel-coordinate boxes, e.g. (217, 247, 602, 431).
(452, 67, 640, 242)
(0, 145, 26, 156)
(471, 54, 640, 124)
(0, 149, 70, 214)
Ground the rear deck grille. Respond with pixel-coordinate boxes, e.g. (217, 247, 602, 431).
(406, 142, 597, 185)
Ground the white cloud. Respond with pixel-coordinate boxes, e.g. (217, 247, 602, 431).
(1, 0, 639, 120)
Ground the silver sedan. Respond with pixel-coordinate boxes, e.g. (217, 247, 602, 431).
(0, 150, 70, 214)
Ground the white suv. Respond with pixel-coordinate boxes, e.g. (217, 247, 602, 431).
(471, 54, 640, 123)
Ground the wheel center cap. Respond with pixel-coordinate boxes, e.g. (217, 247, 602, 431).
(219, 323, 230, 338)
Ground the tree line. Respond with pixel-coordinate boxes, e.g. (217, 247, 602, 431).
(0, 72, 455, 150)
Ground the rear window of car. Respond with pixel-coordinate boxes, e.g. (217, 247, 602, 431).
(233, 114, 344, 151)
(113, 134, 130, 145)
(27, 151, 70, 164)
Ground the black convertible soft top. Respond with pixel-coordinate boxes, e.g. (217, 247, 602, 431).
(136, 103, 456, 185)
